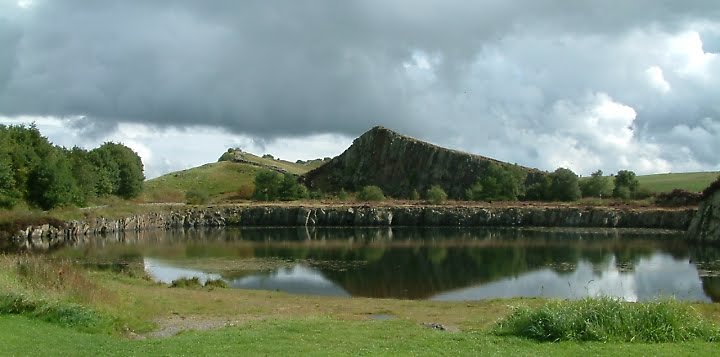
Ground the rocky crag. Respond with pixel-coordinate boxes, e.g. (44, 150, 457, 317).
(301, 126, 546, 199)
(5, 205, 696, 252)
(687, 179, 720, 242)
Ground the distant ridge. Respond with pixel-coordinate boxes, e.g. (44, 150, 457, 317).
(302, 126, 544, 199)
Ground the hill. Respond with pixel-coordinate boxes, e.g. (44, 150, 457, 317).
(301, 126, 545, 199)
(637, 172, 720, 193)
(142, 151, 324, 203)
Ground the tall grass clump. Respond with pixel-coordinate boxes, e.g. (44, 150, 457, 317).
(0, 292, 113, 332)
(493, 297, 720, 343)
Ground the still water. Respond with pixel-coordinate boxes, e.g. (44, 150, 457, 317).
(56, 227, 720, 302)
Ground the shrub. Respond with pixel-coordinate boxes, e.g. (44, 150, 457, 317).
(357, 186, 385, 201)
(185, 188, 210, 205)
(655, 189, 702, 207)
(425, 185, 447, 204)
(236, 184, 254, 199)
(170, 277, 203, 288)
(204, 279, 228, 289)
(494, 298, 720, 343)
(337, 188, 349, 201)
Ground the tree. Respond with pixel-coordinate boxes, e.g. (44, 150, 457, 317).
(466, 162, 524, 201)
(524, 175, 551, 201)
(579, 170, 612, 198)
(278, 173, 308, 200)
(426, 185, 447, 204)
(89, 143, 145, 199)
(548, 167, 581, 201)
(27, 152, 81, 210)
(253, 170, 284, 201)
(613, 170, 639, 199)
(0, 154, 20, 208)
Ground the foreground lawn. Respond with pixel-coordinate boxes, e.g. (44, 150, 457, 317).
(1, 314, 717, 356)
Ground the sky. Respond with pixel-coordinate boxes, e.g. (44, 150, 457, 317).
(1, 1, 719, 179)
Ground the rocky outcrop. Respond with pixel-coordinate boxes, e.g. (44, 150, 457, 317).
(6, 205, 696, 252)
(687, 186, 720, 241)
(301, 126, 546, 199)
(218, 148, 288, 174)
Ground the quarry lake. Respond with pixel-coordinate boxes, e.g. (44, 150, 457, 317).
(55, 227, 720, 302)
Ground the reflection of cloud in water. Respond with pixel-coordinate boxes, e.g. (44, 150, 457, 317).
(230, 265, 351, 297)
(431, 254, 709, 302)
(144, 257, 222, 284)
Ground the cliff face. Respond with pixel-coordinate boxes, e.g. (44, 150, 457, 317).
(687, 188, 720, 241)
(6, 205, 696, 252)
(301, 126, 545, 199)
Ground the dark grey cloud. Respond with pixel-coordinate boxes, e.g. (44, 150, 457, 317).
(1, 0, 719, 174)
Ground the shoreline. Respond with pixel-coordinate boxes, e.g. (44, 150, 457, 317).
(3, 203, 699, 252)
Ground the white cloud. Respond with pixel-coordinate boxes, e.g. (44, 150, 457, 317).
(646, 66, 671, 93)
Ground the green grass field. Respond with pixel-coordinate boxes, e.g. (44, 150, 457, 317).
(3, 314, 718, 356)
(637, 171, 720, 193)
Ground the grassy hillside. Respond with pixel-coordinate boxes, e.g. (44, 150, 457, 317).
(637, 171, 720, 193)
(141, 153, 323, 203)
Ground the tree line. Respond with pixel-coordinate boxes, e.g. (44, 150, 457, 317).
(250, 160, 642, 204)
(0, 124, 144, 210)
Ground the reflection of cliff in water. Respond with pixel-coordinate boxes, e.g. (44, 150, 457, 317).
(57, 227, 720, 301)
(281, 245, 679, 299)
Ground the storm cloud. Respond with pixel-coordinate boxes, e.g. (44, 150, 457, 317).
(1, 0, 719, 176)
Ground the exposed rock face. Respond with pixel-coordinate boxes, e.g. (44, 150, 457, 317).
(687, 187, 720, 241)
(6, 205, 695, 252)
(301, 126, 546, 199)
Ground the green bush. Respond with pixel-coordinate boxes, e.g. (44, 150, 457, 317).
(337, 188, 349, 201)
(357, 186, 385, 201)
(425, 185, 447, 204)
(494, 298, 720, 343)
(185, 188, 210, 205)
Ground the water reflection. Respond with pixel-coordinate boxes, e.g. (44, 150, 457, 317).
(56, 227, 720, 302)
(431, 254, 709, 302)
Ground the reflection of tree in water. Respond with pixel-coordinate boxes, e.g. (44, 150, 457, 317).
(701, 277, 720, 302)
(62, 226, 710, 300)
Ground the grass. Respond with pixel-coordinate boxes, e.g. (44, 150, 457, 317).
(637, 171, 719, 193)
(141, 154, 321, 203)
(141, 161, 264, 203)
(2, 314, 720, 356)
(1, 255, 720, 355)
(494, 297, 720, 342)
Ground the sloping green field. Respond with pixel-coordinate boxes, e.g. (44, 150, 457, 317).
(638, 171, 719, 193)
